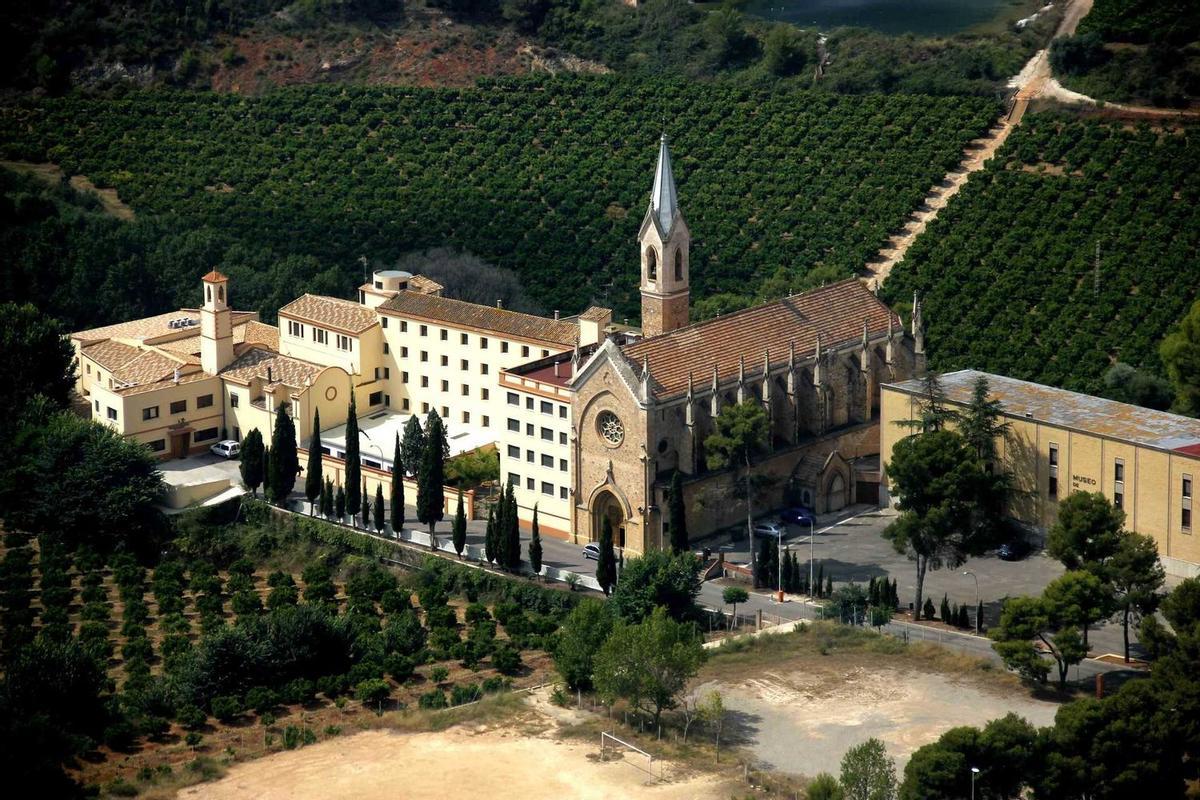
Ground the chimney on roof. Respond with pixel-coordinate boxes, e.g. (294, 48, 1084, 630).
(267, 366, 273, 383)
(173, 368, 180, 384)
(554, 361, 560, 378)
(497, 299, 504, 309)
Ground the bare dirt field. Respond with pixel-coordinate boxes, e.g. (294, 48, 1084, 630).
(178, 723, 736, 800)
(700, 663, 1060, 776)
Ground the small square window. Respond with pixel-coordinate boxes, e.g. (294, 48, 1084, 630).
(170, 399, 187, 414)
(481, 388, 489, 400)
(440, 380, 449, 392)
(541, 427, 553, 441)
(440, 355, 449, 367)
(481, 337, 489, 349)
(461, 384, 469, 396)
(440, 329, 448, 341)
(541, 454, 553, 468)
(107, 407, 118, 420)
(401, 321, 408, 332)
(197, 394, 214, 408)
(420, 325, 428, 337)
(509, 472, 520, 487)
(369, 391, 383, 406)
(500, 341, 508, 353)
(521, 346, 529, 358)
(421, 376, 429, 388)
(559, 432, 568, 446)
(461, 333, 469, 345)
(526, 450, 535, 463)
(508, 392, 519, 405)
(560, 486, 568, 500)
(142, 406, 160, 421)
(526, 477, 535, 491)
(507, 445, 520, 459)
(461, 359, 469, 371)
(508, 418, 520, 432)
(540, 400, 553, 415)
(542, 350, 549, 358)
(541, 481, 554, 496)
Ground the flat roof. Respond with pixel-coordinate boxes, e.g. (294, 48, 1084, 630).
(885, 369, 1200, 454)
(317, 410, 493, 467)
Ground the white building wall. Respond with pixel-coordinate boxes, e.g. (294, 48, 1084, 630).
(497, 374, 574, 537)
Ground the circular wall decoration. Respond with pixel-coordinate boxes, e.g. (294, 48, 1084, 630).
(324, 385, 337, 402)
(596, 410, 624, 447)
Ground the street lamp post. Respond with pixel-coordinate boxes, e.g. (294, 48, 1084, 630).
(970, 766, 980, 800)
(964, 570, 980, 635)
(807, 519, 815, 597)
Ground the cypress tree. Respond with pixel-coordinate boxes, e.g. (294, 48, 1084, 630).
(890, 579, 899, 608)
(305, 409, 323, 514)
(262, 446, 271, 501)
(757, 535, 774, 589)
(417, 410, 446, 550)
(505, 487, 521, 570)
(239, 428, 265, 497)
(269, 404, 298, 506)
(976, 600, 984, 632)
(335, 484, 346, 519)
(596, 517, 617, 596)
(668, 470, 689, 554)
(922, 596, 936, 621)
(322, 476, 333, 517)
(401, 415, 425, 476)
(493, 484, 508, 566)
(791, 551, 802, 593)
(452, 489, 467, 557)
(345, 395, 361, 522)
(373, 483, 385, 533)
(816, 563, 825, 599)
(390, 432, 404, 534)
(868, 576, 878, 606)
(940, 594, 952, 623)
(528, 504, 543, 575)
(361, 478, 370, 529)
(825, 574, 833, 598)
(782, 546, 794, 592)
(484, 503, 497, 564)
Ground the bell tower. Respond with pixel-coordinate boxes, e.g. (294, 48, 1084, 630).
(638, 134, 690, 338)
(200, 270, 234, 375)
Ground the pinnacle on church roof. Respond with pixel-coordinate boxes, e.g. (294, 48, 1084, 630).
(650, 133, 680, 234)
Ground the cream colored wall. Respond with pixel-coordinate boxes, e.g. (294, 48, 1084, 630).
(377, 313, 571, 436)
(278, 314, 379, 376)
(497, 375, 574, 538)
(89, 376, 224, 456)
(880, 384, 1200, 571)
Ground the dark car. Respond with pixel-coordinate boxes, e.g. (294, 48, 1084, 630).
(780, 506, 817, 527)
(997, 539, 1032, 561)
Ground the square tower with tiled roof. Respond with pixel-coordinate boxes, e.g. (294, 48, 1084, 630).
(200, 270, 234, 374)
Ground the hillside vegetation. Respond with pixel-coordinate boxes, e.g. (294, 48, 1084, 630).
(0, 79, 996, 329)
(882, 114, 1200, 394)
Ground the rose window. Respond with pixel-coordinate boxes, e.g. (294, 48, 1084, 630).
(597, 411, 624, 446)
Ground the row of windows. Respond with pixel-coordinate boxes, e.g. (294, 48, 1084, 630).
(400, 372, 491, 401)
(1047, 444, 1193, 529)
(391, 319, 550, 359)
(400, 398, 491, 427)
(140, 393, 214, 421)
(506, 391, 568, 418)
(505, 445, 569, 472)
(506, 472, 569, 500)
(506, 418, 568, 445)
(143, 426, 217, 454)
(285, 319, 349, 350)
(399, 349, 492, 375)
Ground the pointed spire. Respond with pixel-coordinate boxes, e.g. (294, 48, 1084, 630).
(912, 293, 926, 355)
(860, 318, 871, 372)
(650, 132, 679, 234)
(886, 314, 896, 365)
(762, 348, 770, 378)
(686, 372, 695, 427)
(686, 371, 694, 400)
(813, 333, 823, 386)
(788, 340, 796, 370)
(710, 363, 720, 417)
(761, 349, 773, 406)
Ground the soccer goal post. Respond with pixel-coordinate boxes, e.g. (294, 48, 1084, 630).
(600, 731, 656, 780)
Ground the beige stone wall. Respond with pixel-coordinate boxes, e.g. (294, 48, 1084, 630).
(305, 450, 474, 521)
(880, 383, 1200, 572)
(571, 359, 650, 552)
(89, 376, 225, 457)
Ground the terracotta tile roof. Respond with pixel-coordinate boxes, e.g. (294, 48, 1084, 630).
(407, 275, 444, 295)
(81, 340, 142, 371)
(579, 306, 612, 323)
(72, 309, 257, 346)
(622, 279, 900, 399)
(242, 321, 279, 351)
(379, 291, 578, 348)
(278, 294, 378, 334)
(117, 369, 215, 397)
(111, 350, 187, 389)
(888, 369, 1200, 453)
(220, 346, 324, 389)
(202, 270, 228, 282)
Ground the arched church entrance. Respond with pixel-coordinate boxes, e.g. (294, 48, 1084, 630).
(826, 473, 847, 513)
(592, 490, 626, 549)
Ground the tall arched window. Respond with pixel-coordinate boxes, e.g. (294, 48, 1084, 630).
(206, 286, 212, 303)
(646, 248, 657, 280)
(218, 285, 225, 303)
(674, 249, 683, 281)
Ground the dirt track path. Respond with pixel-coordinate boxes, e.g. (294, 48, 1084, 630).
(862, 0, 1092, 290)
(0, 160, 136, 220)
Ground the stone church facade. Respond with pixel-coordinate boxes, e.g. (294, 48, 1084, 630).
(564, 136, 923, 553)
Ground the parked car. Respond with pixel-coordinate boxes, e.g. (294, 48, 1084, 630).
(581, 542, 601, 561)
(752, 521, 787, 539)
(997, 539, 1032, 561)
(210, 440, 241, 459)
(780, 506, 817, 527)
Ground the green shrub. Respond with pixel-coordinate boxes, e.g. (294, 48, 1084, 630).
(430, 666, 449, 684)
(464, 602, 491, 624)
(425, 604, 457, 629)
(418, 690, 447, 709)
(178, 704, 207, 729)
(481, 675, 508, 694)
(245, 686, 278, 714)
(385, 653, 415, 683)
(491, 642, 522, 676)
(81, 602, 110, 622)
(106, 777, 139, 797)
(355, 678, 390, 706)
(450, 683, 481, 706)
(281, 678, 316, 705)
(185, 731, 203, 748)
(210, 695, 242, 722)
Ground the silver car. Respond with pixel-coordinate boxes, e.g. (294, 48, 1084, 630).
(753, 521, 786, 539)
(210, 440, 241, 459)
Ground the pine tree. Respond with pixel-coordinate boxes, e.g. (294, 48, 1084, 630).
(335, 484, 346, 519)
(305, 409, 323, 514)
(390, 432, 404, 534)
(668, 470, 689, 554)
(373, 483, 385, 533)
(484, 503, 497, 564)
(269, 404, 298, 506)
(345, 395, 361, 523)
(505, 487, 521, 570)
(529, 504, 543, 575)
(239, 428, 265, 497)
(596, 517, 617, 596)
(452, 489, 467, 557)
(417, 410, 447, 550)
